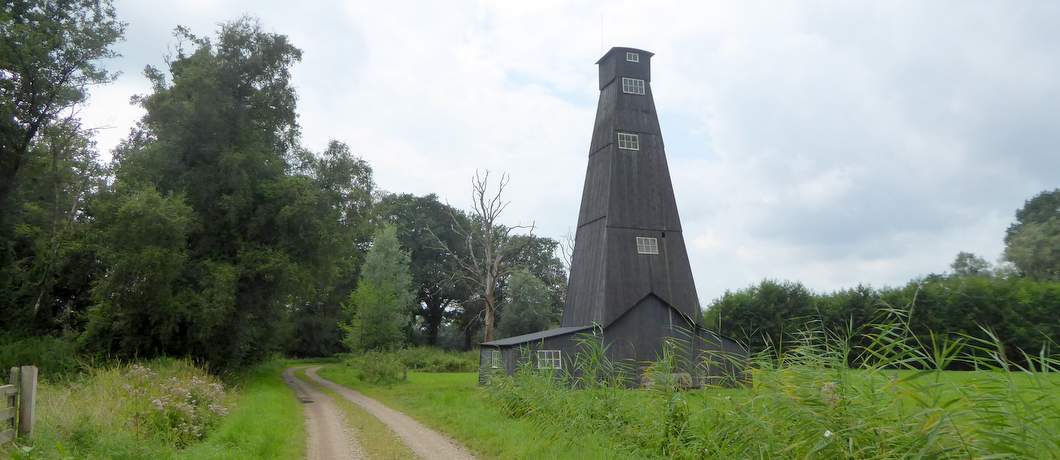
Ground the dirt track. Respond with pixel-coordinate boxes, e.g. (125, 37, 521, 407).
(303, 366, 476, 460)
(283, 367, 364, 460)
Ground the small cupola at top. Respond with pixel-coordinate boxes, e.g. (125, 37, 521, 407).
(596, 47, 653, 89)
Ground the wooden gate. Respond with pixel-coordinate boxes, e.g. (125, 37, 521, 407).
(1, 366, 37, 445)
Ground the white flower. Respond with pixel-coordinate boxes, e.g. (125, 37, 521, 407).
(824, 430, 834, 438)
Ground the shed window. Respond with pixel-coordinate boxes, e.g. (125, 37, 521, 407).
(536, 350, 562, 370)
(617, 132, 640, 150)
(626, 52, 639, 62)
(636, 237, 659, 255)
(490, 350, 501, 369)
(621, 77, 645, 95)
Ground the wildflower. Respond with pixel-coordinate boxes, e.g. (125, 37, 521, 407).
(820, 381, 839, 408)
(208, 403, 229, 416)
(824, 430, 834, 438)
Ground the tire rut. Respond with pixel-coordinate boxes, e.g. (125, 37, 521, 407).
(284, 367, 365, 460)
(303, 366, 476, 460)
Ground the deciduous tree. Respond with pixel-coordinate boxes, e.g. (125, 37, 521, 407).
(0, 0, 124, 209)
(951, 251, 992, 277)
(496, 269, 554, 338)
(375, 193, 469, 345)
(1004, 189, 1060, 280)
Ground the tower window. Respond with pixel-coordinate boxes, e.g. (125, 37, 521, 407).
(537, 350, 562, 370)
(621, 77, 645, 95)
(626, 52, 639, 62)
(636, 237, 659, 255)
(617, 132, 640, 150)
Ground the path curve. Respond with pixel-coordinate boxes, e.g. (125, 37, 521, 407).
(283, 367, 364, 460)
(304, 366, 476, 460)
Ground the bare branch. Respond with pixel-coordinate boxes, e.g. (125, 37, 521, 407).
(559, 228, 576, 272)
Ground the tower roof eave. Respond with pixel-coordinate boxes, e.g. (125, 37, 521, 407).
(596, 47, 655, 64)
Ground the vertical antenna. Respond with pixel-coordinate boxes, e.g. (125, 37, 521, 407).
(599, 11, 604, 54)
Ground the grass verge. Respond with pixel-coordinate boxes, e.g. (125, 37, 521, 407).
(178, 360, 304, 460)
(2, 358, 303, 460)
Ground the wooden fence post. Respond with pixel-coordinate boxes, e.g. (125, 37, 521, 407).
(0, 367, 17, 444)
(16, 366, 36, 438)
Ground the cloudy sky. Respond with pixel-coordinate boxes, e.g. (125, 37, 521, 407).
(81, 1, 1060, 303)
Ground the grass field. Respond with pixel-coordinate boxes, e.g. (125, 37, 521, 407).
(318, 363, 1060, 460)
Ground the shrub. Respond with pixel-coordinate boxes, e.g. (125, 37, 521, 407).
(125, 363, 229, 446)
(344, 351, 407, 385)
(18, 358, 230, 457)
(396, 347, 478, 372)
(0, 335, 80, 380)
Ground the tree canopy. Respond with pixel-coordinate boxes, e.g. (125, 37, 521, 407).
(80, 18, 374, 369)
(375, 192, 470, 345)
(0, 0, 124, 210)
(496, 268, 554, 339)
(1004, 189, 1060, 280)
(951, 251, 992, 277)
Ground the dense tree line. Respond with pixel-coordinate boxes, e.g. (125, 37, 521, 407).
(705, 190, 1060, 367)
(705, 276, 1060, 367)
(1, 2, 566, 370)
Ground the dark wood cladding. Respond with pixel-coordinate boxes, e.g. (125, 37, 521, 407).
(479, 47, 745, 387)
(564, 47, 700, 328)
(597, 47, 654, 90)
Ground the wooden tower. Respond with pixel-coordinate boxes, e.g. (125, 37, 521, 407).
(479, 47, 743, 384)
(563, 47, 701, 329)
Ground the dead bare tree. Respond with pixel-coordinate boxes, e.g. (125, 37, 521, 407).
(430, 171, 535, 343)
(559, 228, 576, 275)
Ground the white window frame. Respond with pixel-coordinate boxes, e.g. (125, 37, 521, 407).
(617, 132, 640, 150)
(490, 350, 501, 369)
(626, 52, 639, 62)
(536, 350, 562, 370)
(621, 77, 645, 95)
(636, 237, 659, 255)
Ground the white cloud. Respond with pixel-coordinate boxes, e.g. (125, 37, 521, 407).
(82, 0, 1060, 304)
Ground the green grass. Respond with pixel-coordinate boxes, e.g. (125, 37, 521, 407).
(324, 311, 1060, 460)
(317, 366, 1060, 460)
(316, 366, 637, 459)
(2, 359, 304, 460)
(294, 368, 414, 460)
(177, 360, 304, 460)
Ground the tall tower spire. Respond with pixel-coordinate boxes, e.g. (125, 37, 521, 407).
(563, 47, 700, 328)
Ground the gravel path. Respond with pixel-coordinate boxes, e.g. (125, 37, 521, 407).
(283, 367, 364, 460)
(303, 366, 476, 460)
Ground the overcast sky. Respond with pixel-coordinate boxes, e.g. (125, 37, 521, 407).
(81, 1, 1060, 304)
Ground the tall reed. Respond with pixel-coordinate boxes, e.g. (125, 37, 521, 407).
(486, 304, 1060, 459)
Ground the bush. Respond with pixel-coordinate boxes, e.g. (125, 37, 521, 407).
(0, 335, 80, 380)
(396, 347, 478, 372)
(344, 351, 407, 385)
(338, 347, 477, 386)
(126, 363, 229, 446)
